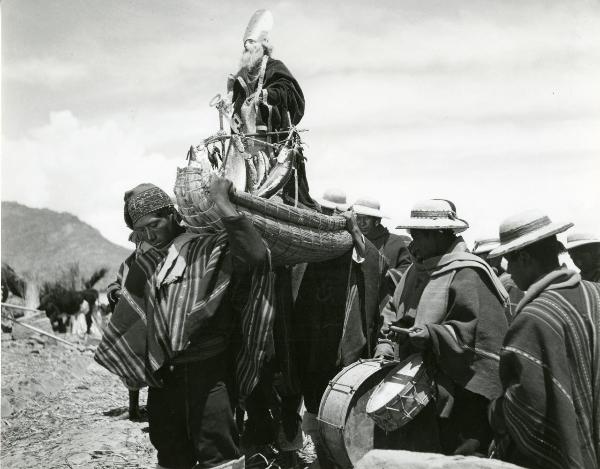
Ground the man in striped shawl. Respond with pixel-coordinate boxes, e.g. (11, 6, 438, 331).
(488, 210, 600, 469)
(95, 178, 274, 469)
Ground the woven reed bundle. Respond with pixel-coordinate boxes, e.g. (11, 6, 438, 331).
(174, 165, 353, 265)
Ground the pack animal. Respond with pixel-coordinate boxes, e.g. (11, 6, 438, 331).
(1, 262, 26, 303)
(38, 268, 107, 334)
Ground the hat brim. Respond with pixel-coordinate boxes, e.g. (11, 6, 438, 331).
(566, 239, 600, 250)
(473, 245, 498, 255)
(489, 222, 574, 258)
(317, 198, 349, 212)
(353, 205, 389, 219)
(317, 198, 337, 210)
(395, 217, 468, 233)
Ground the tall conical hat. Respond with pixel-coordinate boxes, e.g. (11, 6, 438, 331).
(243, 9, 273, 43)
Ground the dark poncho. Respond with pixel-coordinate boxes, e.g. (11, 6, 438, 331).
(366, 224, 412, 273)
(293, 240, 388, 374)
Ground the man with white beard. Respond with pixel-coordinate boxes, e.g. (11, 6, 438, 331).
(227, 9, 315, 209)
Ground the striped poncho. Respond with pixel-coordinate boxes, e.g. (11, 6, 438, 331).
(491, 269, 600, 469)
(95, 218, 275, 405)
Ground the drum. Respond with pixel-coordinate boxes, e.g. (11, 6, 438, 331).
(317, 359, 395, 468)
(366, 353, 434, 432)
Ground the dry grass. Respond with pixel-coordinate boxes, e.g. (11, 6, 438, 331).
(1, 331, 318, 469)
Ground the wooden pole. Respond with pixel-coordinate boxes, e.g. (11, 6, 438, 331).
(1, 302, 44, 314)
(1, 314, 81, 349)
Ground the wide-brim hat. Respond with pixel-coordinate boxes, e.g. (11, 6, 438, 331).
(489, 209, 573, 258)
(352, 197, 388, 219)
(396, 199, 468, 233)
(565, 232, 600, 250)
(316, 188, 349, 211)
(472, 238, 500, 255)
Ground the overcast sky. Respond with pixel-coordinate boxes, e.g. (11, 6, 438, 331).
(2, 0, 599, 249)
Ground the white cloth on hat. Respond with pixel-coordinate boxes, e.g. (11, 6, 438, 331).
(489, 209, 573, 258)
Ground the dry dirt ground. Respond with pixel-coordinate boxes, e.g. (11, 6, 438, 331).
(1, 322, 317, 469)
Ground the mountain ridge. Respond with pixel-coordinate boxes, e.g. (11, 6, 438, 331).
(1, 201, 132, 290)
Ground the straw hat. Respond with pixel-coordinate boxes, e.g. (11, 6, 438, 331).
(396, 199, 468, 233)
(317, 189, 349, 211)
(565, 232, 600, 250)
(352, 198, 389, 219)
(472, 238, 500, 255)
(488, 209, 573, 258)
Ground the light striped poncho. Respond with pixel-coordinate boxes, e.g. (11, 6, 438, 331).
(493, 268, 600, 469)
(94, 229, 275, 405)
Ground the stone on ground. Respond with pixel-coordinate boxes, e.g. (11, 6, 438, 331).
(356, 450, 524, 469)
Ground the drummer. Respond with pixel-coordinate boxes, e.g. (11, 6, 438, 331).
(374, 199, 509, 456)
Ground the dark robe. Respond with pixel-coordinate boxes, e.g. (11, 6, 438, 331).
(366, 225, 412, 273)
(292, 241, 388, 413)
(490, 269, 600, 469)
(366, 225, 412, 299)
(232, 57, 315, 209)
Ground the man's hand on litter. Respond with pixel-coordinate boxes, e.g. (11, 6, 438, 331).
(208, 177, 238, 218)
(341, 211, 358, 232)
(208, 177, 233, 203)
(342, 211, 366, 259)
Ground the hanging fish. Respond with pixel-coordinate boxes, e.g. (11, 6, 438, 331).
(207, 145, 219, 169)
(255, 145, 297, 198)
(245, 153, 259, 192)
(222, 135, 247, 192)
(255, 150, 267, 187)
(261, 150, 272, 174)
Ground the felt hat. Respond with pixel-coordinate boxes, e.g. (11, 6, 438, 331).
(489, 209, 573, 258)
(565, 232, 600, 250)
(317, 189, 349, 211)
(243, 9, 273, 44)
(472, 238, 500, 255)
(396, 199, 468, 232)
(352, 198, 388, 219)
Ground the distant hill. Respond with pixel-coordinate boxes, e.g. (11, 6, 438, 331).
(1, 201, 131, 291)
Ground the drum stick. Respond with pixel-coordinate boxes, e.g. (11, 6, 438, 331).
(389, 326, 423, 335)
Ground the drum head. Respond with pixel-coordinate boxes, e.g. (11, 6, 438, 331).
(366, 354, 424, 414)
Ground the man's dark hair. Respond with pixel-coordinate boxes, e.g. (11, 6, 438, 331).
(520, 235, 562, 271)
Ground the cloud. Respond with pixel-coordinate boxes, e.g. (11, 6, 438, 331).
(3, 57, 89, 86)
(2, 0, 600, 250)
(1, 111, 178, 247)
